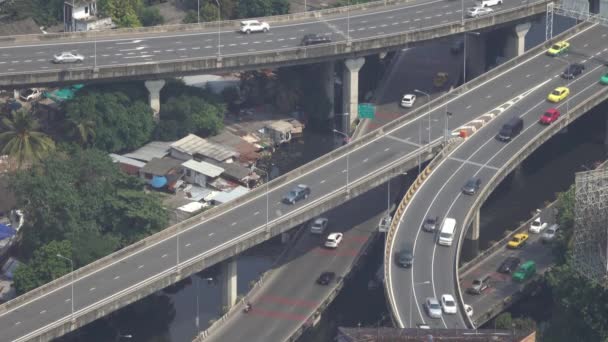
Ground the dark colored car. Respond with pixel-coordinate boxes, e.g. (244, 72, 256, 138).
(462, 177, 482, 195)
(316, 271, 336, 285)
(562, 63, 585, 79)
(497, 116, 524, 142)
(301, 34, 332, 46)
(422, 216, 440, 232)
(282, 184, 311, 204)
(396, 247, 414, 268)
(498, 256, 521, 274)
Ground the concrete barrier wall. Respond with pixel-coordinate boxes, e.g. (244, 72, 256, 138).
(454, 83, 608, 329)
(0, 1, 550, 88)
(0, 0, 415, 44)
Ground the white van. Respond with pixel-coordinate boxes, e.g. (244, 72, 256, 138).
(438, 218, 457, 246)
(475, 0, 502, 7)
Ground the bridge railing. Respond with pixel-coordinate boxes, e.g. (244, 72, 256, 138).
(0, 0, 423, 43)
(382, 136, 463, 327)
(455, 74, 608, 329)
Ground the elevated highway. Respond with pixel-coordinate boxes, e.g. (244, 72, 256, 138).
(0, 0, 549, 87)
(0, 11, 592, 342)
(385, 22, 608, 330)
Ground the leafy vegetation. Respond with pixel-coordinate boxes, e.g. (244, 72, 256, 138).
(10, 148, 168, 294)
(64, 91, 155, 153)
(139, 7, 165, 26)
(0, 0, 64, 26)
(12, 240, 73, 294)
(155, 94, 224, 141)
(0, 109, 55, 168)
(98, 0, 144, 27)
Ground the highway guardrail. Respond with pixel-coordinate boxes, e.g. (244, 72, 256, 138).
(455, 81, 608, 329)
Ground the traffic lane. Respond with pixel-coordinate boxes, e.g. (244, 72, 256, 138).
(430, 166, 496, 328)
(208, 180, 400, 341)
(390, 158, 466, 327)
(463, 235, 556, 319)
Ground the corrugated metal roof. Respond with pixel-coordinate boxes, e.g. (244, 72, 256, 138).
(171, 134, 238, 162)
(182, 159, 224, 178)
(211, 186, 249, 204)
(140, 158, 181, 176)
(123, 141, 172, 162)
(109, 154, 146, 168)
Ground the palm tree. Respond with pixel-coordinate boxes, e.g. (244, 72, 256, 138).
(0, 109, 55, 168)
(68, 117, 96, 147)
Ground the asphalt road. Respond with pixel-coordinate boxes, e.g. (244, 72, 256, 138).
(205, 178, 404, 342)
(461, 207, 556, 326)
(387, 23, 608, 330)
(0, 0, 530, 77)
(2, 22, 607, 342)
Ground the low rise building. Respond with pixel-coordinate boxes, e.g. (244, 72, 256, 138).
(170, 134, 239, 164)
(139, 157, 183, 191)
(181, 159, 224, 187)
(109, 154, 146, 176)
(124, 141, 172, 163)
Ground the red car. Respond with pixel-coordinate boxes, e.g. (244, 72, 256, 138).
(539, 108, 560, 124)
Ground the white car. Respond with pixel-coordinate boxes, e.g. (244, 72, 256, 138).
(475, 0, 502, 7)
(466, 6, 494, 17)
(310, 217, 329, 234)
(53, 52, 84, 63)
(400, 94, 416, 108)
(441, 294, 457, 314)
(324, 232, 343, 248)
(240, 20, 270, 34)
(529, 217, 548, 234)
(464, 304, 474, 318)
(20, 88, 42, 101)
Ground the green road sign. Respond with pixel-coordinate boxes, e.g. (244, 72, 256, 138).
(358, 103, 375, 119)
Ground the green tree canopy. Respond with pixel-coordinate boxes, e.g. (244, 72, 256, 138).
(0, 109, 55, 168)
(236, 0, 289, 18)
(139, 7, 164, 26)
(13, 240, 72, 295)
(64, 91, 155, 153)
(98, 0, 143, 27)
(0, 0, 64, 26)
(10, 148, 167, 264)
(156, 94, 224, 141)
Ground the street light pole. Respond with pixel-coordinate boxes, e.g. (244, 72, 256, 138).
(215, 0, 221, 57)
(198, 0, 200, 24)
(333, 129, 350, 192)
(195, 276, 200, 333)
(347, 0, 350, 42)
(56, 254, 74, 320)
(414, 89, 431, 146)
(555, 56, 572, 115)
(409, 280, 431, 328)
(252, 165, 270, 232)
(446, 111, 453, 144)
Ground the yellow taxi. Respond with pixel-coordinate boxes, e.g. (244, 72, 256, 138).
(507, 233, 529, 249)
(546, 41, 570, 56)
(547, 87, 570, 103)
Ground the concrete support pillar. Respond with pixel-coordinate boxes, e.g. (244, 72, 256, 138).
(505, 22, 531, 59)
(281, 232, 290, 244)
(604, 114, 608, 147)
(321, 61, 335, 119)
(220, 258, 238, 314)
(13, 89, 19, 100)
(144, 80, 165, 122)
(466, 208, 480, 241)
(342, 57, 365, 129)
(464, 33, 487, 82)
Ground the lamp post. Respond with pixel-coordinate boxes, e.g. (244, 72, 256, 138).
(56, 254, 74, 320)
(463, 31, 480, 84)
(198, 0, 200, 24)
(409, 280, 431, 328)
(333, 129, 350, 192)
(445, 111, 453, 144)
(215, 0, 221, 57)
(347, 0, 350, 42)
(414, 89, 431, 147)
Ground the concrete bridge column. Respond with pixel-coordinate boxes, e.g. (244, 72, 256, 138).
(145, 80, 165, 122)
(343, 57, 365, 130)
(321, 61, 335, 119)
(220, 257, 238, 314)
(13, 89, 19, 100)
(505, 23, 532, 59)
(464, 32, 487, 82)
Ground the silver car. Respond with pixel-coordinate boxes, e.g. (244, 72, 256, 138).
(53, 52, 84, 63)
(466, 6, 493, 17)
(541, 224, 559, 242)
(425, 297, 442, 319)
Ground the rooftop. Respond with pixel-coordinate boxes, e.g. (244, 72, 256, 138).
(207, 131, 260, 163)
(139, 158, 182, 176)
(171, 134, 238, 162)
(210, 186, 249, 204)
(206, 159, 251, 181)
(182, 159, 224, 178)
(123, 141, 171, 162)
(109, 154, 146, 168)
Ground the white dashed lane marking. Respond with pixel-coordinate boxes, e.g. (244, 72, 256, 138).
(114, 276, 120, 280)
(89, 287, 96, 291)
(40, 310, 46, 314)
(161, 254, 168, 258)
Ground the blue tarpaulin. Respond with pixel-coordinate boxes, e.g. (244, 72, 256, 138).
(150, 176, 167, 188)
(0, 223, 16, 240)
